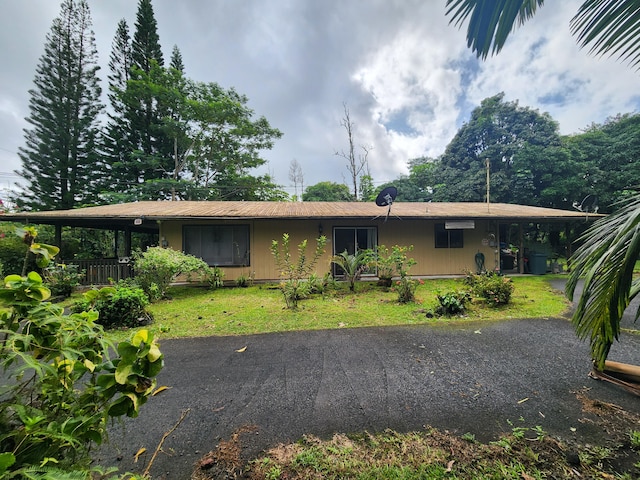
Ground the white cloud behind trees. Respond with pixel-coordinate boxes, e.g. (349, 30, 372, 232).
(1, 0, 639, 199)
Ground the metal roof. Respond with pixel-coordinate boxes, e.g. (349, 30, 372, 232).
(1, 201, 599, 230)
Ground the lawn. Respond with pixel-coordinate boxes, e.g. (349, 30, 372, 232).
(109, 275, 571, 342)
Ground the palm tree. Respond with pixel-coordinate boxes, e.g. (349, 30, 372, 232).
(566, 197, 640, 369)
(331, 250, 371, 292)
(446, 0, 640, 369)
(446, 0, 640, 70)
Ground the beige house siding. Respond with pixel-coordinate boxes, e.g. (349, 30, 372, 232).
(160, 217, 499, 281)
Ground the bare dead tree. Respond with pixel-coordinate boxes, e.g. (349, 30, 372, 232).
(335, 103, 371, 201)
(288, 158, 304, 201)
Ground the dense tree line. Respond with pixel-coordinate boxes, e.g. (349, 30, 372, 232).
(17, 0, 284, 211)
(380, 93, 640, 214)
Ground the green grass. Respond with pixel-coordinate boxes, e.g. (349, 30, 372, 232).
(209, 422, 639, 479)
(107, 276, 570, 342)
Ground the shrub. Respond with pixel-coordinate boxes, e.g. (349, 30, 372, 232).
(271, 234, 327, 309)
(0, 239, 162, 477)
(133, 246, 212, 300)
(206, 266, 225, 289)
(73, 285, 152, 329)
(43, 262, 84, 298)
(364, 244, 412, 287)
(394, 276, 423, 304)
(388, 245, 418, 303)
(436, 290, 472, 315)
(465, 271, 515, 306)
(308, 272, 335, 295)
(0, 233, 36, 275)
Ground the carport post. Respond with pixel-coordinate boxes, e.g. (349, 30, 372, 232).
(124, 226, 132, 257)
(518, 222, 524, 274)
(55, 224, 62, 253)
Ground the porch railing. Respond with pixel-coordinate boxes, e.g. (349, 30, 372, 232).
(68, 259, 134, 286)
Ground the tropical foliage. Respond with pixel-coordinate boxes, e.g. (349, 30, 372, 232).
(566, 196, 640, 369)
(331, 250, 371, 292)
(446, 0, 640, 369)
(446, 0, 640, 70)
(0, 228, 162, 478)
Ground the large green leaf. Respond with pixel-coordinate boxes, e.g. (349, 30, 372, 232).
(571, 0, 640, 69)
(566, 192, 640, 369)
(446, 0, 544, 59)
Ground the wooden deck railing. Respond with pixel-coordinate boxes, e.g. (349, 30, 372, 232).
(69, 259, 133, 285)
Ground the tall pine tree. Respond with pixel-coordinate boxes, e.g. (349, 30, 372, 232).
(16, 0, 103, 210)
(128, 0, 172, 184)
(101, 18, 134, 194)
(170, 45, 185, 73)
(132, 0, 164, 73)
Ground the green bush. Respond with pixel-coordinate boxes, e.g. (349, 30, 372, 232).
(0, 271, 162, 477)
(43, 262, 84, 298)
(436, 290, 472, 315)
(73, 285, 152, 329)
(0, 233, 35, 275)
(133, 246, 212, 300)
(387, 245, 418, 303)
(464, 271, 515, 306)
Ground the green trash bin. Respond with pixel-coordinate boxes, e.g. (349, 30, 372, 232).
(529, 253, 547, 275)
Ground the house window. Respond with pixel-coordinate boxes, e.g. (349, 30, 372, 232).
(333, 227, 377, 275)
(183, 225, 250, 266)
(435, 223, 463, 248)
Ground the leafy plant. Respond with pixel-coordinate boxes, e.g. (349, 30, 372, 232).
(43, 262, 84, 298)
(629, 430, 640, 450)
(331, 250, 371, 292)
(133, 246, 212, 300)
(0, 232, 37, 276)
(436, 290, 471, 315)
(387, 245, 418, 303)
(271, 234, 327, 309)
(364, 244, 410, 287)
(206, 266, 225, 289)
(0, 247, 163, 477)
(73, 285, 153, 330)
(464, 270, 514, 306)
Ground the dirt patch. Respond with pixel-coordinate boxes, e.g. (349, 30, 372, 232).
(191, 389, 640, 479)
(191, 425, 259, 480)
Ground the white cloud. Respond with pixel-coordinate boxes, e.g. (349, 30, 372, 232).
(1, 0, 639, 198)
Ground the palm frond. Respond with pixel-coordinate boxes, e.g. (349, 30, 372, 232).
(446, 0, 545, 59)
(571, 0, 640, 69)
(566, 192, 640, 369)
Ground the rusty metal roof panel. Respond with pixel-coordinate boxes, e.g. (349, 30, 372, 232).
(2, 201, 597, 222)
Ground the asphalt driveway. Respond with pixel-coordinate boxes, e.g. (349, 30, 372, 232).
(96, 280, 640, 479)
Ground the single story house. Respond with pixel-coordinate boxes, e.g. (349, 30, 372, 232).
(2, 200, 597, 283)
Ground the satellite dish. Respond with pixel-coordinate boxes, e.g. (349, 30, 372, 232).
(572, 194, 599, 220)
(375, 186, 397, 207)
(374, 186, 398, 222)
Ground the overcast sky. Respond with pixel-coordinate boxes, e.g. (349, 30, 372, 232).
(1, 0, 639, 200)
